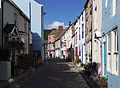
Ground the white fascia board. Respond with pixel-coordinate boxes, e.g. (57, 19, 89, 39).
(0, 0, 2, 8)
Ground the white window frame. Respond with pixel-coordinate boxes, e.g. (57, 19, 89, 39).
(0, 0, 1, 8)
(113, 29, 118, 75)
(107, 29, 119, 75)
(105, 0, 108, 8)
(113, 0, 117, 16)
(107, 32, 112, 72)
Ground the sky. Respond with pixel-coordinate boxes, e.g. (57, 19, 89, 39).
(37, 0, 86, 29)
(13, 0, 86, 29)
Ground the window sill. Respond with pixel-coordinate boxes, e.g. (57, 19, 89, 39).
(114, 51, 118, 54)
(108, 52, 111, 55)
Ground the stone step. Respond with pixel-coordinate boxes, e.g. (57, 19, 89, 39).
(0, 81, 10, 88)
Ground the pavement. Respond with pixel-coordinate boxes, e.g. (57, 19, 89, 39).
(9, 59, 89, 88)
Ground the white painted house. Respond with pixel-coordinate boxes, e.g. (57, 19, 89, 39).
(74, 10, 86, 64)
(60, 27, 68, 59)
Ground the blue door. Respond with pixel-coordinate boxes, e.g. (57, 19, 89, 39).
(104, 42, 107, 75)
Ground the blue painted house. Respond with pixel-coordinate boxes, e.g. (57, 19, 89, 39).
(102, 0, 120, 87)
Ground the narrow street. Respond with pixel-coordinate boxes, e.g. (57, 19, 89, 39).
(10, 59, 89, 88)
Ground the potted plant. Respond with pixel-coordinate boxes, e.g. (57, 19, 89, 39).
(97, 77, 108, 88)
(74, 55, 82, 66)
(89, 53, 92, 60)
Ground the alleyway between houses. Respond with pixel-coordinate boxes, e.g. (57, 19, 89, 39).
(10, 59, 89, 88)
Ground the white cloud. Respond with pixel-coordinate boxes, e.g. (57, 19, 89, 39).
(47, 21, 66, 29)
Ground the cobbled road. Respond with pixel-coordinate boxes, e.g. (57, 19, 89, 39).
(11, 59, 89, 88)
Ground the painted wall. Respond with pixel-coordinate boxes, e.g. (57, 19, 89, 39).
(92, 0, 102, 74)
(102, 0, 120, 87)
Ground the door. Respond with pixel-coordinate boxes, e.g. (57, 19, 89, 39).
(75, 47, 78, 56)
(82, 45, 83, 62)
(104, 42, 107, 75)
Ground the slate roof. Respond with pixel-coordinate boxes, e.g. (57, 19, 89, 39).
(2, 24, 15, 34)
(55, 27, 69, 41)
(7, 0, 30, 22)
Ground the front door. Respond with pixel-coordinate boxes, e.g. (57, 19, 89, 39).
(104, 42, 107, 75)
(75, 47, 78, 56)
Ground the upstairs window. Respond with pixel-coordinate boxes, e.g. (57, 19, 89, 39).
(114, 29, 118, 52)
(105, 0, 108, 7)
(82, 15, 84, 22)
(14, 13, 17, 23)
(76, 32, 77, 44)
(79, 46, 81, 56)
(82, 24, 84, 38)
(108, 33, 111, 52)
(24, 19, 27, 32)
(79, 28, 80, 40)
(113, 0, 117, 16)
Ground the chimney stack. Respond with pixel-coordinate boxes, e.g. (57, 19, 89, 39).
(58, 26, 63, 30)
(69, 21, 71, 26)
(52, 28, 56, 31)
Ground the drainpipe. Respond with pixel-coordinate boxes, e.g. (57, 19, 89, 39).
(91, 0, 93, 65)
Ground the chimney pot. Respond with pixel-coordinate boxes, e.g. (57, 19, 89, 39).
(69, 21, 71, 26)
(58, 26, 63, 30)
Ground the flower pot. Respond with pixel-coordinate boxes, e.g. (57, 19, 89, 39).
(76, 63, 81, 66)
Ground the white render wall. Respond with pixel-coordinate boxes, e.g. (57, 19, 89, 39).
(75, 10, 86, 64)
(92, 0, 102, 74)
(61, 34, 67, 59)
(66, 26, 72, 49)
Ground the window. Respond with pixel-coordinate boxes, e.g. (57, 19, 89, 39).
(113, 0, 117, 16)
(107, 32, 112, 72)
(113, 29, 118, 74)
(107, 29, 119, 75)
(82, 15, 84, 22)
(108, 33, 111, 52)
(76, 32, 77, 44)
(79, 46, 81, 56)
(113, 30, 118, 51)
(95, 6, 97, 11)
(14, 12, 17, 23)
(86, 16, 88, 21)
(105, 0, 108, 7)
(49, 37, 51, 40)
(79, 28, 80, 40)
(82, 24, 84, 38)
(24, 19, 27, 32)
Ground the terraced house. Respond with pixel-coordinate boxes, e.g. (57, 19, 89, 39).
(0, 0, 32, 80)
(54, 26, 63, 58)
(74, 10, 85, 64)
(0, 0, 31, 55)
(84, 0, 93, 63)
(102, 0, 120, 87)
(92, 0, 102, 74)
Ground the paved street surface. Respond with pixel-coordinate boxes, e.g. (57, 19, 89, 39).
(10, 59, 89, 88)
